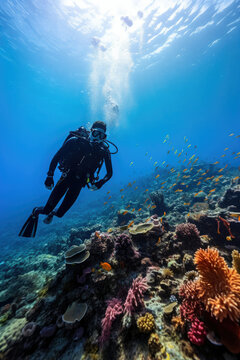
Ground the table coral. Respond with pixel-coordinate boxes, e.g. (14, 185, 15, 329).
(194, 247, 240, 322)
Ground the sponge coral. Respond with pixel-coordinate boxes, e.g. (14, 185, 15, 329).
(137, 313, 155, 333)
(194, 247, 240, 323)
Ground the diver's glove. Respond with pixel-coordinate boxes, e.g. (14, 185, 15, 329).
(93, 179, 105, 189)
(45, 176, 54, 190)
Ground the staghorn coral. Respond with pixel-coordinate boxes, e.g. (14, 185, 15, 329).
(99, 298, 123, 345)
(187, 318, 207, 346)
(137, 313, 155, 333)
(232, 250, 240, 274)
(113, 233, 140, 262)
(124, 276, 148, 315)
(194, 247, 240, 322)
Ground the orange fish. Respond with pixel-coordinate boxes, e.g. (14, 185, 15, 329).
(108, 196, 112, 199)
(197, 181, 201, 185)
(120, 189, 124, 192)
(175, 189, 183, 192)
(163, 212, 166, 216)
(184, 202, 190, 205)
(126, 204, 131, 208)
(161, 186, 164, 189)
(121, 195, 124, 199)
(218, 168, 224, 173)
(95, 231, 101, 239)
(145, 217, 151, 222)
(213, 161, 219, 165)
(103, 202, 108, 205)
(233, 176, 239, 181)
(132, 208, 135, 212)
(155, 174, 160, 179)
(209, 189, 216, 193)
(160, 217, 163, 223)
(161, 181, 166, 185)
(156, 237, 161, 245)
(107, 191, 110, 194)
(226, 236, 232, 241)
(147, 204, 151, 208)
(122, 211, 128, 215)
(145, 189, 149, 192)
(127, 220, 134, 228)
(183, 168, 188, 172)
(100, 262, 112, 271)
(221, 154, 226, 157)
(138, 208, 142, 212)
(151, 205, 157, 209)
(187, 213, 190, 217)
(144, 198, 150, 203)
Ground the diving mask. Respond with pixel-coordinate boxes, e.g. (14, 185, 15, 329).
(90, 127, 107, 142)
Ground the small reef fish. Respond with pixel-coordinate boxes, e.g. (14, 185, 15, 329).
(213, 161, 219, 165)
(127, 221, 134, 228)
(163, 212, 166, 216)
(138, 208, 142, 212)
(189, 155, 196, 161)
(108, 196, 112, 199)
(183, 168, 188, 172)
(144, 198, 150, 203)
(162, 161, 166, 165)
(209, 189, 216, 193)
(121, 195, 124, 199)
(100, 262, 112, 271)
(107, 191, 110, 194)
(226, 236, 232, 241)
(107, 228, 113, 233)
(127, 182, 132, 187)
(161, 181, 166, 185)
(155, 174, 160, 179)
(145, 189, 149, 192)
(175, 189, 183, 192)
(218, 168, 224, 173)
(154, 162, 158, 166)
(221, 154, 226, 157)
(132, 208, 135, 212)
(197, 181, 201, 185)
(103, 202, 108, 205)
(224, 148, 229, 151)
(184, 202, 190, 205)
(130, 162, 134, 166)
(151, 205, 157, 209)
(95, 231, 102, 239)
(126, 204, 131, 208)
(145, 217, 151, 222)
(147, 204, 151, 208)
(122, 211, 128, 215)
(229, 133, 234, 136)
(156, 237, 161, 245)
(233, 176, 239, 181)
(187, 144, 191, 148)
(120, 189, 124, 192)
(135, 186, 138, 190)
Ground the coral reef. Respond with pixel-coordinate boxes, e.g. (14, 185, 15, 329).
(100, 298, 123, 344)
(232, 249, 240, 274)
(123, 276, 148, 315)
(175, 223, 201, 249)
(187, 318, 206, 346)
(113, 233, 140, 263)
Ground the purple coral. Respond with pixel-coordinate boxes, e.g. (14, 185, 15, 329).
(113, 234, 140, 262)
(176, 223, 200, 249)
(89, 231, 114, 260)
(123, 276, 148, 315)
(99, 298, 123, 345)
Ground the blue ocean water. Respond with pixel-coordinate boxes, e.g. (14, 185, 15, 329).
(0, 1, 239, 238)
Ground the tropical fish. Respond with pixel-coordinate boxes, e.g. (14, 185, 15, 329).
(121, 195, 124, 199)
(103, 202, 108, 205)
(145, 152, 148, 156)
(162, 161, 166, 165)
(144, 198, 150, 203)
(107, 228, 113, 233)
(156, 237, 161, 245)
(100, 262, 112, 271)
(107, 191, 110, 194)
(224, 148, 229, 151)
(127, 220, 134, 228)
(132, 208, 135, 212)
(154, 162, 158, 166)
(120, 189, 124, 192)
(161, 181, 166, 185)
(189, 155, 196, 161)
(155, 174, 160, 179)
(213, 161, 219, 165)
(126, 204, 131, 208)
(163, 212, 166, 216)
(130, 162, 134, 166)
(218, 168, 224, 173)
(145, 189, 149, 192)
(209, 189, 216, 193)
(95, 231, 101, 239)
(167, 150, 170, 154)
(175, 189, 183, 192)
(127, 182, 132, 187)
(197, 181, 201, 185)
(122, 211, 128, 215)
(221, 154, 226, 157)
(135, 186, 138, 190)
(233, 176, 239, 181)
(183, 168, 188, 172)
(108, 196, 112, 199)
(138, 208, 142, 212)
(149, 157, 152, 160)
(174, 150, 178, 155)
(145, 217, 151, 222)
(183, 159, 186, 163)
(147, 204, 151, 208)
(229, 133, 234, 136)
(187, 144, 191, 148)
(184, 202, 190, 205)
(226, 236, 232, 241)
(151, 205, 157, 209)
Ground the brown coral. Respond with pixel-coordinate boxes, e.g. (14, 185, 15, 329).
(172, 315, 185, 332)
(194, 247, 240, 322)
(162, 268, 174, 278)
(232, 250, 240, 274)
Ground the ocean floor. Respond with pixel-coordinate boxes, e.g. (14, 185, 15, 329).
(0, 162, 240, 360)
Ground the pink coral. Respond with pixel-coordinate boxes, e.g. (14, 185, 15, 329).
(99, 298, 123, 344)
(179, 281, 203, 322)
(188, 318, 207, 346)
(123, 276, 148, 315)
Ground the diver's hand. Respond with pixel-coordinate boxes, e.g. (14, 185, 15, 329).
(93, 179, 105, 189)
(45, 176, 54, 190)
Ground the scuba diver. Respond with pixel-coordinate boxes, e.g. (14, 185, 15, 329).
(19, 121, 118, 238)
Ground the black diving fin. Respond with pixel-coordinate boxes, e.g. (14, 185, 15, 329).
(19, 209, 39, 238)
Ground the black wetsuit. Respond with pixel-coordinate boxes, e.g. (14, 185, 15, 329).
(36, 136, 112, 218)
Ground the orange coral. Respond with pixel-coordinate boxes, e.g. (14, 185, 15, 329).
(172, 316, 185, 332)
(194, 247, 240, 323)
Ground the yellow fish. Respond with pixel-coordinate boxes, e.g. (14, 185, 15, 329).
(100, 262, 112, 271)
(187, 144, 191, 148)
(189, 155, 196, 161)
(175, 189, 183, 192)
(229, 133, 234, 136)
(130, 162, 134, 166)
(184, 202, 190, 205)
(107, 228, 113, 233)
(226, 236, 232, 241)
(154, 162, 158, 166)
(155, 174, 160, 179)
(224, 148, 229, 151)
(162, 161, 166, 165)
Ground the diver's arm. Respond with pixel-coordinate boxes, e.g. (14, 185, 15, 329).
(94, 151, 113, 189)
(47, 138, 77, 176)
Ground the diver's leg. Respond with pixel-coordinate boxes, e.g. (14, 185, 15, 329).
(34, 176, 68, 216)
(55, 183, 82, 218)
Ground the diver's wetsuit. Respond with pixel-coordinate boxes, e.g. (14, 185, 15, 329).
(35, 136, 112, 218)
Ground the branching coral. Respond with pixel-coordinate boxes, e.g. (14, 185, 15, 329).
(194, 247, 240, 322)
(232, 250, 240, 274)
(99, 298, 123, 344)
(179, 281, 203, 322)
(187, 318, 206, 346)
(123, 276, 148, 315)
